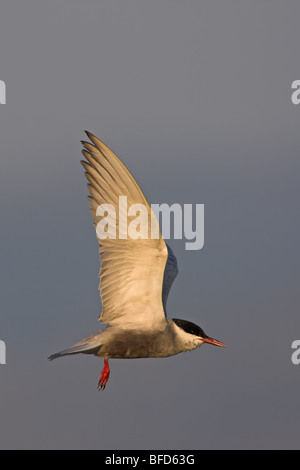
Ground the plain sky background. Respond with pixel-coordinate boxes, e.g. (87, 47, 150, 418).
(1, 0, 300, 450)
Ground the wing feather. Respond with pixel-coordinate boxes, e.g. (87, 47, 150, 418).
(81, 132, 169, 328)
(162, 244, 179, 315)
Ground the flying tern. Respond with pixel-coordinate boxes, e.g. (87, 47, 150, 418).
(49, 132, 226, 389)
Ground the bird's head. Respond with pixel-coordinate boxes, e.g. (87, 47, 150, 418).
(172, 318, 226, 350)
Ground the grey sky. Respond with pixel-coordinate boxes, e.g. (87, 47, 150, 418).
(1, 0, 300, 449)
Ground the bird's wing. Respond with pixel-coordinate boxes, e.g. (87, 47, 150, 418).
(162, 244, 179, 316)
(81, 132, 168, 328)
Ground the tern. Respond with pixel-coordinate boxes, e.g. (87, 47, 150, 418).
(49, 132, 226, 389)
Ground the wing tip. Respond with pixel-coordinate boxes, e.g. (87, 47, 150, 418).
(84, 130, 110, 155)
(85, 130, 97, 144)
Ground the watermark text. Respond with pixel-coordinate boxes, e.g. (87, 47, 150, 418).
(0, 80, 6, 104)
(291, 340, 300, 365)
(95, 197, 204, 251)
(291, 80, 300, 105)
(0, 340, 6, 365)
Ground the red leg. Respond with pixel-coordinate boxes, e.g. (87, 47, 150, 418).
(98, 359, 110, 390)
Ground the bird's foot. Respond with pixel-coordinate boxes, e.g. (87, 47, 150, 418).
(97, 359, 110, 391)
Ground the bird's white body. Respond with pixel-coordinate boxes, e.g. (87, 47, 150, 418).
(55, 319, 205, 361)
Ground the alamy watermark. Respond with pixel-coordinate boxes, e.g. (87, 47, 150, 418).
(291, 80, 300, 105)
(291, 340, 300, 365)
(0, 79, 6, 361)
(0, 80, 6, 104)
(0, 340, 6, 365)
(95, 196, 204, 251)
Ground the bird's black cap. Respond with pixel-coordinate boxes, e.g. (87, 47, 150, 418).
(172, 318, 208, 338)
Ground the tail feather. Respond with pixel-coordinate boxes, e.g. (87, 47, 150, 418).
(48, 342, 101, 361)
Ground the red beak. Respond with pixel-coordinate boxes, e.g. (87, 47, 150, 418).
(201, 337, 226, 348)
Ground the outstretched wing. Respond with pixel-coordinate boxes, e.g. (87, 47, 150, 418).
(162, 244, 179, 315)
(81, 132, 168, 329)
